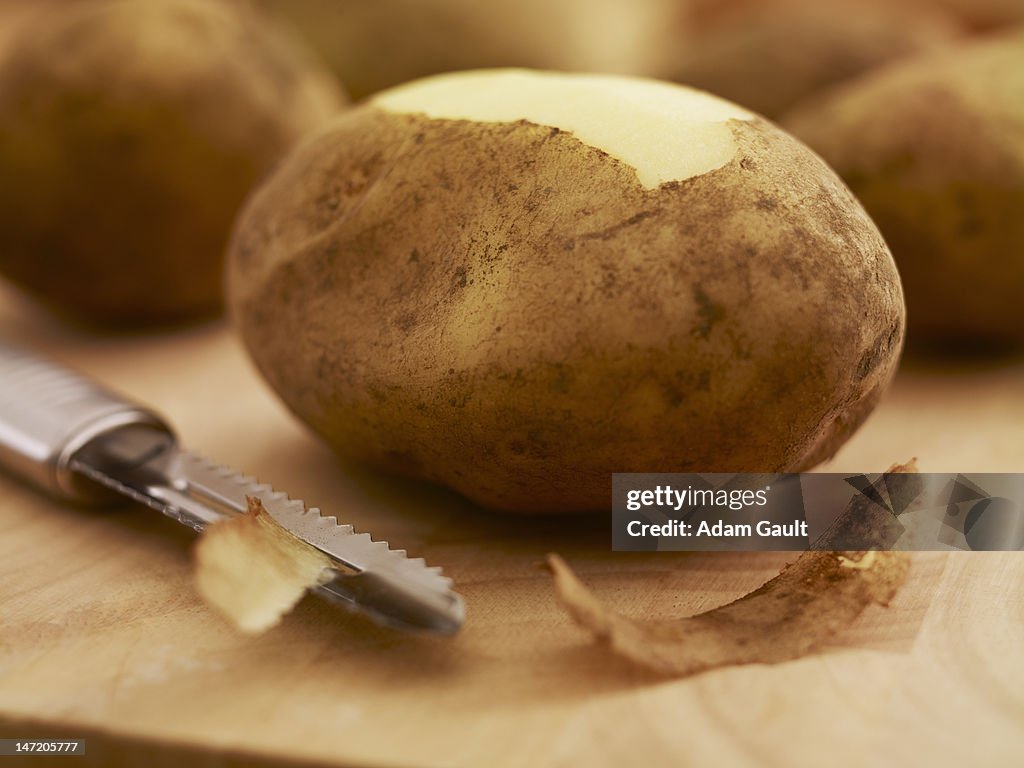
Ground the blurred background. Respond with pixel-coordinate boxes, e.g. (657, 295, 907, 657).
(0, 0, 1021, 349)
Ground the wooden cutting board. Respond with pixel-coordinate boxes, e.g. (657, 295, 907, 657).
(1, 285, 1023, 767)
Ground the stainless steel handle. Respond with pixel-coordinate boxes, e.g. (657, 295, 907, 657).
(0, 338, 174, 501)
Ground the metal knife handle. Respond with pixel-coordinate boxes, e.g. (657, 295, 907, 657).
(0, 338, 174, 501)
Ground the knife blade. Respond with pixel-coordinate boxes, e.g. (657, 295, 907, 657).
(0, 338, 464, 634)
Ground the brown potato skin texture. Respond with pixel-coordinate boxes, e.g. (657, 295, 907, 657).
(0, 0, 344, 324)
(228, 105, 904, 512)
(783, 32, 1024, 347)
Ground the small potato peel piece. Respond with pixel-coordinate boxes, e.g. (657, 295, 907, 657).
(195, 496, 331, 634)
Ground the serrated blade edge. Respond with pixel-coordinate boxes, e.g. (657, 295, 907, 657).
(72, 434, 464, 633)
(172, 452, 463, 631)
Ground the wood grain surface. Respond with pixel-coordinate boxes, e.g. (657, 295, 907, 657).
(1, 285, 1022, 767)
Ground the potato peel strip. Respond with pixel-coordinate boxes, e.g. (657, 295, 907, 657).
(195, 496, 331, 634)
(548, 463, 916, 676)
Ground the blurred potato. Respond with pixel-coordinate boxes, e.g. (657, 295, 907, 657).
(0, 0, 345, 325)
(252, 0, 681, 99)
(783, 31, 1024, 348)
(667, 0, 962, 117)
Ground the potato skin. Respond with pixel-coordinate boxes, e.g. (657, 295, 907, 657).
(783, 32, 1024, 346)
(0, 0, 344, 324)
(228, 94, 904, 513)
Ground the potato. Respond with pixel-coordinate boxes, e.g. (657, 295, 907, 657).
(253, 0, 680, 100)
(227, 69, 904, 513)
(0, 0, 345, 324)
(667, 0, 962, 118)
(783, 31, 1024, 347)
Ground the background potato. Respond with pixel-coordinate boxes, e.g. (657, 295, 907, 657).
(252, 0, 680, 100)
(0, 0, 345, 324)
(665, 0, 962, 118)
(228, 70, 905, 513)
(783, 31, 1024, 347)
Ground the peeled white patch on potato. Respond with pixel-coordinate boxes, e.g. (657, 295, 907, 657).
(373, 69, 756, 188)
(195, 496, 332, 634)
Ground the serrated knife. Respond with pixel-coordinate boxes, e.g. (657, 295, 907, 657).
(0, 338, 464, 634)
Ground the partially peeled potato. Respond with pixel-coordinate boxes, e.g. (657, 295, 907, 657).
(228, 70, 904, 512)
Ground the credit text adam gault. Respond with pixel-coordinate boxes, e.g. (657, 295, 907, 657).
(627, 519, 809, 537)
